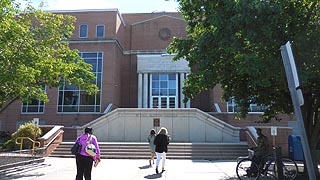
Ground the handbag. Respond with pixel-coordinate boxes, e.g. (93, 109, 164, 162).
(71, 142, 82, 155)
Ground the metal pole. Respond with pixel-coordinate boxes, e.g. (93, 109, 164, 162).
(280, 42, 316, 180)
(275, 146, 284, 179)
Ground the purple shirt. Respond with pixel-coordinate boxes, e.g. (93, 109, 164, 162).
(75, 133, 101, 160)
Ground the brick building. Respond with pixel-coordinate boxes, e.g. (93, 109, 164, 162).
(0, 9, 295, 142)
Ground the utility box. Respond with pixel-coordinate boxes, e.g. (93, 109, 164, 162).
(288, 135, 304, 161)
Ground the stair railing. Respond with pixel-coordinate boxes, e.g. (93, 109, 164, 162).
(15, 137, 41, 155)
(246, 126, 258, 147)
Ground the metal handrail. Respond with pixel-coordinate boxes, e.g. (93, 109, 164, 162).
(246, 128, 258, 146)
(15, 137, 41, 155)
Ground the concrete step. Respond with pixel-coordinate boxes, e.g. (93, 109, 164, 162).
(50, 142, 249, 160)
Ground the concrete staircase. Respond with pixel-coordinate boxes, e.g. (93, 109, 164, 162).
(50, 142, 249, 160)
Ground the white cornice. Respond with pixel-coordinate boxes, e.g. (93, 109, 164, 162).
(47, 9, 119, 13)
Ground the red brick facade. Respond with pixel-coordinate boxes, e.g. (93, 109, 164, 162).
(0, 10, 295, 143)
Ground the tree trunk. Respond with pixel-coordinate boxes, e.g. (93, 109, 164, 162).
(0, 96, 19, 113)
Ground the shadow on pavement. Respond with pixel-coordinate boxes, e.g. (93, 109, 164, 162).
(144, 173, 163, 179)
(139, 164, 152, 169)
(0, 162, 49, 180)
(0, 172, 46, 180)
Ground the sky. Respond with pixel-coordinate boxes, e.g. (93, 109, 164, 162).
(18, 0, 180, 13)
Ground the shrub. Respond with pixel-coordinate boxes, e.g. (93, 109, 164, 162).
(0, 131, 11, 144)
(4, 122, 42, 150)
(3, 139, 18, 151)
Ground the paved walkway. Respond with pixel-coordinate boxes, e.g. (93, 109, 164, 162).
(0, 157, 239, 180)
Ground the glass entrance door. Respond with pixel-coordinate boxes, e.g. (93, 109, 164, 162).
(151, 96, 176, 108)
(150, 74, 177, 108)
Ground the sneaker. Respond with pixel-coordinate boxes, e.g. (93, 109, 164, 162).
(156, 168, 159, 174)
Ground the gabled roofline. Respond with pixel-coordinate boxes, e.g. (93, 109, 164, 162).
(131, 14, 185, 26)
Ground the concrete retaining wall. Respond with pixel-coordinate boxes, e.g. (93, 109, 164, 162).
(77, 108, 241, 143)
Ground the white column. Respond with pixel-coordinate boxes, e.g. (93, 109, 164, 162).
(143, 73, 148, 108)
(180, 73, 185, 108)
(175, 73, 178, 108)
(186, 73, 191, 108)
(138, 73, 143, 108)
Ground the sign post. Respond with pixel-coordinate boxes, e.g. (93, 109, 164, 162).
(271, 126, 277, 147)
(33, 118, 39, 127)
(280, 41, 316, 179)
(32, 118, 39, 156)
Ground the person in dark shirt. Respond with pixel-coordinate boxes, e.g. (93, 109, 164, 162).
(153, 127, 170, 174)
(248, 128, 269, 176)
(254, 128, 269, 156)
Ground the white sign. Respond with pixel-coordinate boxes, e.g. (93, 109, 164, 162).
(296, 89, 304, 106)
(271, 126, 277, 136)
(33, 118, 39, 126)
(284, 42, 300, 88)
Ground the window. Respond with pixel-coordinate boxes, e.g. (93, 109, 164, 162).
(150, 74, 177, 108)
(16, 120, 45, 130)
(21, 86, 46, 114)
(57, 52, 102, 113)
(96, 25, 105, 38)
(227, 98, 266, 113)
(227, 99, 241, 113)
(79, 24, 88, 38)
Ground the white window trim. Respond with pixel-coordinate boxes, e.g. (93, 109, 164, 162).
(227, 98, 264, 114)
(96, 24, 105, 38)
(79, 24, 88, 38)
(21, 86, 46, 114)
(149, 73, 178, 109)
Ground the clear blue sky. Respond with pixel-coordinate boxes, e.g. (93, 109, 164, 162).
(18, 0, 180, 13)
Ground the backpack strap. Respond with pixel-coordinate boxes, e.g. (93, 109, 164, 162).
(86, 134, 92, 144)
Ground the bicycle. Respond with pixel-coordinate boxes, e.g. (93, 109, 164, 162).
(236, 149, 298, 180)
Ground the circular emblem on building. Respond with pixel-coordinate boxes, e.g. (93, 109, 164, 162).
(159, 28, 171, 41)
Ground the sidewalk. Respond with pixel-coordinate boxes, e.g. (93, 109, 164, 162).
(0, 157, 239, 180)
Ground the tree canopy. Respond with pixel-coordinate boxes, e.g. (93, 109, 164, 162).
(0, 0, 98, 109)
(169, 0, 320, 176)
(169, 0, 319, 121)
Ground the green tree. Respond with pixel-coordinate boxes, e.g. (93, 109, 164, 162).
(169, 0, 320, 176)
(0, 0, 98, 111)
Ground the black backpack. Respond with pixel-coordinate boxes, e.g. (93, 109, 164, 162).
(71, 142, 82, 155)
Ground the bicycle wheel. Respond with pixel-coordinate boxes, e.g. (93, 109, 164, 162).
(273, 157, 298, 180)
(236, 158, 259, 180)
(262, 155, 277, 179)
